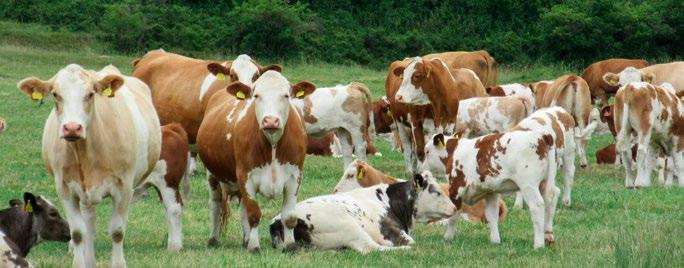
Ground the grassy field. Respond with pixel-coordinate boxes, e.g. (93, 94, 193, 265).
(0, 21, 682, 267)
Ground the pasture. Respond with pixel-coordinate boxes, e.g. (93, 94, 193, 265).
(0, 21, 682, 267)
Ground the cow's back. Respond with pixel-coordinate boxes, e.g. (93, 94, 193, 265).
(640, 62, 684, 91)
(425, 50, 497, 87)
(581, 58, 649, 98)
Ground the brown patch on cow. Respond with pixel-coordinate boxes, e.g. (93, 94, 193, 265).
(474, 133, 506, 181)
(580, 59, 649, 105)
(536, 134, 554, 160)
(545, 113, 565, 148)
(342, 86, 366, 115)
(111, 230, 123, 243)
(160, 123, 190, 206)
(449, 161, 467, 210)
(555, 111, 576, 131)
(302, 97, 318, 124)
(71, 231, 82, 244)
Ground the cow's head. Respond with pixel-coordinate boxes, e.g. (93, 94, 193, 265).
(225, 71, 315, 146)
(17, 64, 124, 141)
(22, 192, 71, 242)
(0, 117, 5, 134)
(413, 171, 456, 223)
(207, 54, 282, 88)
(393, 57, 440, 105)
(602, 67, 655, 87)
(372, 96, 394, 134)
(422, 133, 459, 178)
(333, 160, 387, 193)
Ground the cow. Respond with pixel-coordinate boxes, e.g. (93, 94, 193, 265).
(454, 96, 534, 138)
(580, 58, 649, 106)
(371, 97, 403, 151)
(306, 133, 339, 156)
(425, 130, 559, 249)
(487, 83, 536, 109)
(603, 62, 684, 94)
(0, 193, 70, 264)
(197, 71, 315, 252)
(612, 81, 684, 188)
(333, 160, 508, 224)
(290, 83, 377, 168)
(596, 143, 638, 165)
(422, 51, 498, 88)
(0, 117, 5, 134)
(17, 64, 174, 267)
(534, 74, 595, 168)
(269, 171, 456, 253)
(394, 56, 488, 134)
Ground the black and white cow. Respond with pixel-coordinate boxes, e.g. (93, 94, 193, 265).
(269, 171, 455, 253)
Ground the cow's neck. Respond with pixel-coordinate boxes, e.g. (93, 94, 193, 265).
(425, 68, 460, 128)
(0, 208, 37, 257)
(384, 182, 415, 232)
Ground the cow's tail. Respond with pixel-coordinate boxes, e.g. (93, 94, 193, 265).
(352, 82, 378, 155)
(575, 118, 598, 141)
(615, 97, 631, 152)
(548, 75, 577, 107)
(269, 217, 310, 248)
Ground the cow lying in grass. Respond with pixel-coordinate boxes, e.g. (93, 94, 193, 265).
(0, 193, 70, 267)
(270, 171, 455, 253)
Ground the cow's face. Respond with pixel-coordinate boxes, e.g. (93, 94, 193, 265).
(226, 71, 315, 146)
(17, 64, 123, 141)
(603, 67, 655, 87)
(422, 133, 451, 177)
(394, 57, 431, 105)
(373, 97, 394, 134)
(207, 54, 282, 88)
(333, 160, 367, 193)
(22, 192, 71, 242)
(413, 171, 456, 223)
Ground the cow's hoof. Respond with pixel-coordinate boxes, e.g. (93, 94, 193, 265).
(249, 247, 261, 254)
(562, 199, 571, 207)
(283, 243, 299, 254)
(544, 233, 555, 246)
(207, 238, 220, 248)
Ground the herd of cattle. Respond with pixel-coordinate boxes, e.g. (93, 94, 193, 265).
(1, 49, 683, 267)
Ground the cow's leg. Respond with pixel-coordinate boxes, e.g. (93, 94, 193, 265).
(336, 129, 354, 169)
(59, 192, 87, 268)
(350, 127, 368, 163)
(80, 204, 97, 267)
(396, 124, 416, 177)
(240, 176, 262, 252)
(443, 212, 460, 241)
(206, 174, 226, 247)
(616, 138, 635, 188)
(484, 194, 501, 244)
(561, 150, 576, 206)
(513, 192, 524, 209)
(543, 183, 560, 246)
(665, 157, 674, 187)
(520, 186, 545, 249)
(670, 150, 684, 188)
(347, 225, 409, 254)
(109, 188, 133, 268)
(574, 127, 588, 168)
(634, 138, 652, 187)
(152, 178, 184, 251)
(278, 175, 300, 252)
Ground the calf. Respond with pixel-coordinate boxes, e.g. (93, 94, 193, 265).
(487, 83, 536, 109)
(426, 130, 559, 249)
(291, 83, 377, 168)
(17, 64, 166, 267)
(269, 171, 456, 253)
(333, 160, 507, 224)
(454, 96, 533, 138)
(596, 144, 637, 165)
(580, 58, 649, 105)
(535, 74, 595, 168)
(0, 193, 70, 261)
(197, 71, 314, 252)
(613, 82, 684, 188)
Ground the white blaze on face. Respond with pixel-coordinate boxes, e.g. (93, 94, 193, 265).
(396, 57, 430, 105)
(333, 161, 363, 193)
(422, 135, 449, 177)
(617, 67, 644, 86)
(232, 54, 260, 88)
(253, 71, 292, 146)
(415, 171, 455, 223)
(53, 64, 97, 139)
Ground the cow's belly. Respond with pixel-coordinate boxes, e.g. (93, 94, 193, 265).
(247, 161, 300, 199)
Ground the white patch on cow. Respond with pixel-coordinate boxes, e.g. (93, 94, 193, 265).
(396, 57, 430, 105)
(232, 55, 260, 88)
(414, 171, 455, 223)
(236, 98, 254, 122)
(617, 67, 643, 86)
(117, 85, 151, 180)
(53, 65, 92, 138)
(198, 73, 217, 101)
(246, 149, 300, 199)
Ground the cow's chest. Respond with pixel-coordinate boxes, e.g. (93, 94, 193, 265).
(246, 161, 300, 199)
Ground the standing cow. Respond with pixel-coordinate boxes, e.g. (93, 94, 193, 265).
(580, 58, 649, 106)
(453, 96, 533, 138)
(603, 62, 684, 95)
(197, 71, 315, 252)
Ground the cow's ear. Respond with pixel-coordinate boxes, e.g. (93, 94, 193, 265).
(292, 81, 316, 99)
(260, 64, 282, 74)
(413, 173, 427, 191)
(208, 63, 231, 81)
(642, 72, 655, 84)
(356, 163, 366, 180)
(433, 134, 445, 148)
(95, 75, 124, 98)
(23, 192, 39, 213)
(226, 82, 252, 100)
(392, 66, 406, 78)
(602, 72, 619, 86)
(17, 77, 52, 101)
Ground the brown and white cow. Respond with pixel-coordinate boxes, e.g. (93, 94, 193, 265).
(580, 58, 649, 106)
(454, 96, 533, 138)
(197, 71, 314, 252)
(487, 83, 536, 108)
(132, 50, 281, 145)
(423, 51, 498, 88)
(603, 62, 684, 95)
(534, 74, 595, 168)
(612, 81, 684, 188)
(291, 83, 377, 168)
(425, 130, 559, 249)
(17, 64, 170, 267)
(333, 160, 508, 224)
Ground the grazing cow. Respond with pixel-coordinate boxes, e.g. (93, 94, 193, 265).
(0, 193, 70, 262)
(603, 62, 684, 94)
(197, 71, 314, 252)
(269, 171, 456, 253)
(0, 117, 5, 134)
(612, 82, 684, 188)
(17, 64, 167, 267)
(426, 130, 559, 249)
(333, 160, 508, 224)
(291, 83, 377, 168)
(535, 74, 595, 168)
(394, 56, 488, 134)
(372, 97, 394, 135)
(132, 50, 281, 145)
(454, 96, 533, 138)
(580, 58, 649, 105)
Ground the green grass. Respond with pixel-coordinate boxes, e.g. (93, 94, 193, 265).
(0, 22, 682, 267)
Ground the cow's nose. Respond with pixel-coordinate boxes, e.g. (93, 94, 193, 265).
(62, 122, 83, 140)
(395, 95, 403, 102)
(262, 116, 280, 129)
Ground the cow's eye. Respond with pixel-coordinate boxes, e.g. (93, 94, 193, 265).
(87, 92, 94, 99)
(283, 94, 289, 98)
(252, 74, 259, 82)
(253, 94, 260, 99)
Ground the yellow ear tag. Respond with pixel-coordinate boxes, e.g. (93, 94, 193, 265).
(31, 92, 43, 101)
(24, 202, 33, 213)
(102, 87, 113, 97)
(680, 96, 684, 101)
(609, 79, 617, 86)
(399, 74, 404, 79)
(438, 140, 445, 149)
(415, 180, 422, 190)
(236, 91, 246, 100)
(216, 73, 226, 80)
(295, 90, 305, 98)
(357, 169, 364, 180)
(386, 110, 393, 118)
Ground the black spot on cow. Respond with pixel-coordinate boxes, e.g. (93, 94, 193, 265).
(379, 181, 417, 246)
(375, 189, 383, 201)
(269, 218, 312, 249)
(306, 214, 311, 221)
